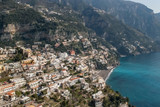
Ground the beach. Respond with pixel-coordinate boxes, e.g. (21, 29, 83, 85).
(98, 68, 115, 81)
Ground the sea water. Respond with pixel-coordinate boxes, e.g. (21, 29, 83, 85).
(107, 53, 160, 107)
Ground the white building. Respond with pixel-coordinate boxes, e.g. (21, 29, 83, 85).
(10, 78, 26, 88)
(0, 84, 16, 94)
(58, 52, 68, 60)
(48, 83, 60, 92)
(60, 69, 69, 77)
(28, 80, 41, 91)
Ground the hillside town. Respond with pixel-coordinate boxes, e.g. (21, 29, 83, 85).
(0, 38, 128, 107)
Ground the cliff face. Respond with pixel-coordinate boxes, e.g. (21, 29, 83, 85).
(155, 13, 160, 22)
(83, 0, 160, 40)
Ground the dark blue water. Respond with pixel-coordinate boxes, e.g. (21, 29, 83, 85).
(107, 53, 160, 107)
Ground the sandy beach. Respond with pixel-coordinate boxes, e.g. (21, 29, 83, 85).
(98, 68, 115, 81)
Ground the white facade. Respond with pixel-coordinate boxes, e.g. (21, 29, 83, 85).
(10, 78, 26, 88)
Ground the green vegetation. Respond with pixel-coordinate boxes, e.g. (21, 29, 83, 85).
(86, 0, 160, 40)
(0, 76, 12, 82)
(15, 91, 22, 97)
(3, 8, 44, 25)
(82, 7, 159, 55)
(0, 70, 12, 82)
(11, 47, 27, 62)
(103, 86, 129, 107)
(0, 0, 158, 56)
(31, 94, 44, 103)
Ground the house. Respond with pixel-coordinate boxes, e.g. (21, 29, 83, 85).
(3, 90, 16, 101)
(97, 77, 106, 89)
(22, 58, 34, 64)
(31, 56, 38, 62)
(91, 75, 98, 82)
(34, 42, 42, 45)
(0, 84, 16, 94)
(0, 65, 6, 73)
(25, 73, 36, 79)
(81, 82, 89, 90)
(61, 90, 71, 99)
(70, 50, 75, 56)
(10, 78, 26, 88)
(92, 91, 104, 107)
(52, 59, 61, 69)
(8, 49, 16, 54)
(48, 83, 59, 92)
(42, 74, 51, 82)
(55, 43, 60, 48)
(81, 65, 88, 72)
(60, 69, 69, 77)
(19, 96, 30, 104)
(32, 45, 39, 50)
(0, 47, 3, 54)
(69, 77, 80, 86)
(78, 73, 84, 77)
(24, 48, 32, 57)
(0, 55, 7, 60)
(67, 56, 74, 63)
(28, 80, 40, 91)
(62, 42, 69, 46)
(58, 52, 68, 60)
(45, 44, 51, 48)
(56, 76, 71, 84)
(76, 64, 88, 72)
(25, 102, 43, 107)
(72, 59, 79, 64)
(51, 75, 59, 81)
(0, 60, 4, 64)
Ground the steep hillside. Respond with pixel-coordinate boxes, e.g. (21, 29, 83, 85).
(44, 0, 159, 55)
(1, 0, 121, 71)
(83, 0, 160, 40)
(0, 0, 58, 46)
(1, 0, 160, 56)
(82, 7, 158, 55)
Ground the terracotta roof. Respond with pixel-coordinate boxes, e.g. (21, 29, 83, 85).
(61, 69, 67, 72)
(28, 80, 39, 85)
(0, 84, 14, 91)
(52, 75, 56, 78)
(26, 105, 35, 107)
(7, 90, 15, 96)
(79, 73, 84, 76)
(22, 63, 35, 67)
(70, 77, 80, 81)
(49, 84, 55, 87)
(37, 54, 41, 56)
(31, 86, 39, 89)
(70, 50, 75, 55)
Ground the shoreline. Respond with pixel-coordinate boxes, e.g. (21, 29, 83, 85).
(105, 68, 115, 81)
(98, 68, 115, 82)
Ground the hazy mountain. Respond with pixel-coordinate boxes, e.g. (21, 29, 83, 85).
(155, 13, 160, 22)
(83, 0, 160, 40)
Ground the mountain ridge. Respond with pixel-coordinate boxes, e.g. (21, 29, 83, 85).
(0, 0, 159, 56)
(83, 0, 160, 40)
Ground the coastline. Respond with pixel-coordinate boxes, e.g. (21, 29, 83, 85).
(105, 68, 115, 81)
(98, 68, 115, 82)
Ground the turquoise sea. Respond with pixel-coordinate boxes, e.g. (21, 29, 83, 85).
(107, 53, 160, 107)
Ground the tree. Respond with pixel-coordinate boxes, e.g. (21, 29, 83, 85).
(15, 91, 22, 97)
